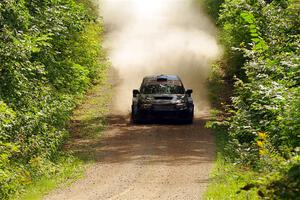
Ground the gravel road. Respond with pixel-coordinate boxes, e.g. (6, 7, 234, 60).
(45, 114, 215, 200)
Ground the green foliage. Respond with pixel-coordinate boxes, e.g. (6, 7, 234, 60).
(207, 63, 231, 109)
(18, 154, 83, 200)
(208, 0, 300, 198)
(224, 0, 300, 160)
(204, 127, 259, 200)
(0, 0, 107, 198)
(200, 0, 225, 22)
(257, 156, 300, 199)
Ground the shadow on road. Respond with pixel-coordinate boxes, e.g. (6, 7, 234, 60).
(66, 114, 215, 166)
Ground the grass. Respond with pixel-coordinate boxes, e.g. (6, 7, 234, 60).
(16, 156, 83, 200)
(70, 67, 112, 139)
(205, 159, 259, 199)
(204, 127, 259, 200)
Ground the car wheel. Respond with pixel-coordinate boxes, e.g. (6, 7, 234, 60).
(185, 107, 194, 124)
(131, 105, 140, 124)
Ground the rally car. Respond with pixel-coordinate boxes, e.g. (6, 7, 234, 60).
(131, 75, 194, 123)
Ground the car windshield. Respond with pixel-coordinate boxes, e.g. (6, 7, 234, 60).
(141, 83, 185, 94)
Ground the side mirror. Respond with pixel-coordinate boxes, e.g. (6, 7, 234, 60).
(186, 89, 193, 97)
(133, 89, 140, 97)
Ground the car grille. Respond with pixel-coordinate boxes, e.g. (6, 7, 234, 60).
(154, 96, 173, 100)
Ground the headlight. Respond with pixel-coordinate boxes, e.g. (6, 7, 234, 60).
(175, 95, 187, 103)
(140, 103, 152, 109)
(142, 100, 151, 104)
(175, 103, 187, 109)
(175, 100, 183, 104)
(139, 97, 151, 109)
(175, 98, 186, 104)
(140, 96, 152, 104)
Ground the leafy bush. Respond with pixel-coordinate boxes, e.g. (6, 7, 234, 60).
(208, 0, 300, 198)
(0, 0, 107, 198)
(201, 0, 225, 22)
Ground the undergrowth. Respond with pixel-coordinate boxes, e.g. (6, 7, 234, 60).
(203, 0, 300, 199)
(0, 0, 109, 199)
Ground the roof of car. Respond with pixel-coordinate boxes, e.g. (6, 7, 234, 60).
(141, 75, 183, 86)
(143, 74, 180, 81)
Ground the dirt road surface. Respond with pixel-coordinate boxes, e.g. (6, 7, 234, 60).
(45, 113, 215, 200)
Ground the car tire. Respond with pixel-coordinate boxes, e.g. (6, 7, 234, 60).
(185, 107, 194, 124)
(131, 105, 141, 124)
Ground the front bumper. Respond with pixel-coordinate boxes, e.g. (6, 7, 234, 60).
(138, 104, 193, 119)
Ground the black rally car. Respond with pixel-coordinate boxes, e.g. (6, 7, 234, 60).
(131, 75, 194, 123)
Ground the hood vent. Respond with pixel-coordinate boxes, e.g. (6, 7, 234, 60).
(154, 96, 173, 100)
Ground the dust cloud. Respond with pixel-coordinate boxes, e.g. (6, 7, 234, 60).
(99, 0, 221, 115)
